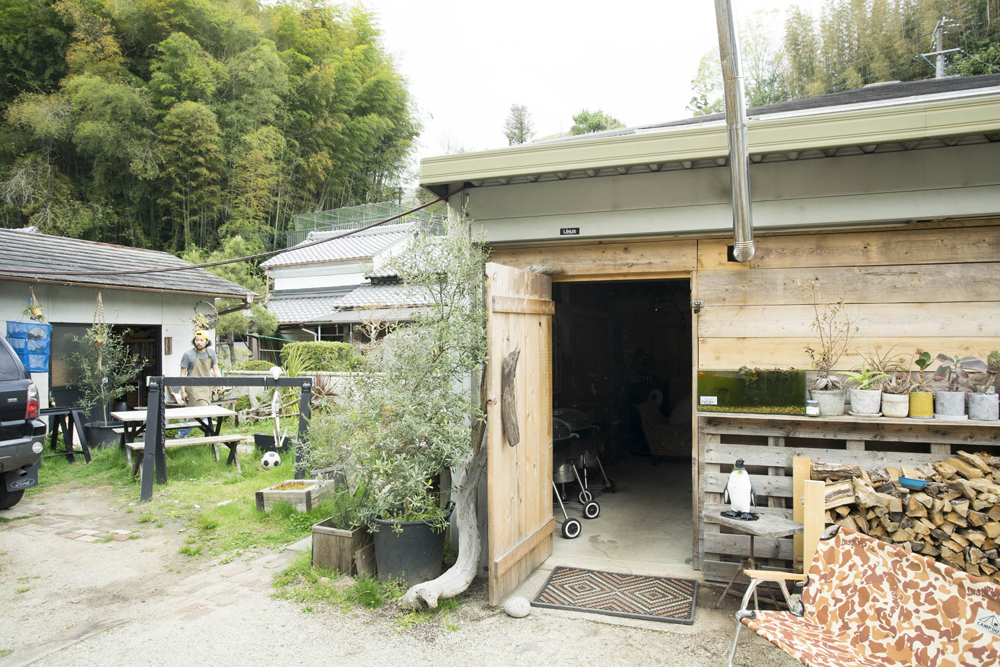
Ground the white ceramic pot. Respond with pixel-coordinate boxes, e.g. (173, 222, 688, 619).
(811, 388, 846, 417)
(849, 388, 882, 415)
(935, 391, 967, 419)
(968, 393, 999, 422)
(881, 393, 909, 419)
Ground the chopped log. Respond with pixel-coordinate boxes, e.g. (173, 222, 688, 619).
(897, 541, 912, 552)
(917, 463, 938, 478)
(951, 499, 970, 518)
(825, 510, 837, 524)
(876, 482, 895, 494)
(901, 464, 926, 479)
(929, 510, 946, 527)
(812, 461, 863, 481)
(943, 491, 963, 503)
(949, 479, 978, 500)
(981, 563, 997, 576)
(873, 505, 890, 518)
(957, 451, 992, 475)
(851, 511, 870, 533)
(949, 532, 970, 548)
(972, 499, 991, 511)
(880, 515, 900, 533)
(931, 528, 951, 541)
(854, 478, 888, 508)
(884, 494, 903, 513)
(946, 512, 969, 528)
(968, 479, 1000, 495)
(836, 515, 858, 532)
(834, 505, 851, 517)
(933, 461, 958, 479)
(941, 521, 957, 536)
(947, 457, 985, 480)
(870, 523, 888, 538)
(907, 497, 928, 517)
(911, 520, 931, 537)
(932, 498, 947, 514)
(969, 510, 989, 528)
(868, 468, 890, 485)
(886, 466, 901, 482)
(961, 530, 987, 548)
(824, 480, 855, 509)
(910, 492, 933, 509)
(921, 543, 941, 557)
(987, 549, 1000, 560)
(986, 539, 998, 551)
(967, 562, 982, 577)
(911, 540, 925, 552)
(891, 528, 914, 543)
(985, 523, 1000, 539)
(989, 506, 1000, 522)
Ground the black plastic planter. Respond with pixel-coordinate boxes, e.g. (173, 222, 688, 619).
(372, 502, 454, 587)
(84, 422, 120, 449)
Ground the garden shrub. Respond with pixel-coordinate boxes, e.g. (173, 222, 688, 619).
(280, 341, 359, 372)
(234, 360, 274, 371)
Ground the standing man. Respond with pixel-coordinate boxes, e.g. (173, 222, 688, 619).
(180, 331, 222, 406)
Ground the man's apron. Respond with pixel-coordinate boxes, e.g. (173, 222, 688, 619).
(185, 355, 214, 407)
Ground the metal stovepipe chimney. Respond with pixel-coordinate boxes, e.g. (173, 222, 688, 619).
(714, 0, 754, 262)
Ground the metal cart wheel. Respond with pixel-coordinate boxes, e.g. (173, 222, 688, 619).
(583, 501, 601, 519)
(562, 519, 582, 539)
(578, 490, 593, 504)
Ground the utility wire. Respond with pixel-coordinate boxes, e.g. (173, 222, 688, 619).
(4, 186, 466, 277)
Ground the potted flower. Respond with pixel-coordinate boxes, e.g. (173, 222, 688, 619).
(801, 282, 855, 416)
(932, 354, 987, 420)
(69, 323, 146, 448)
(908, 350, 935, 419)
(842, 363, 887, 416)
(312, 219, 486, 588)
(969, 351, 999, 422)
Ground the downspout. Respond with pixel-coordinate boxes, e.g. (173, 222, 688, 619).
(714, 0, 755, 262)
(300, 326, 319, 341)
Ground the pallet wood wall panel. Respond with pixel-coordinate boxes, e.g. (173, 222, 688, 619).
(489, 238, 697, 281)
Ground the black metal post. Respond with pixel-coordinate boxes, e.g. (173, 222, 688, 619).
(295, 379, 313, 480)
(140, 377, 166, 501)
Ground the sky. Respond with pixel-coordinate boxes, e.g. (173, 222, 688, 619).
(359, 0, 827, 180)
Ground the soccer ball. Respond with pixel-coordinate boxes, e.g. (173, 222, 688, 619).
(261, 451, 281, 470)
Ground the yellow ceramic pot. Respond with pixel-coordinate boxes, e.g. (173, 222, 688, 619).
(909, 391, 933, 419)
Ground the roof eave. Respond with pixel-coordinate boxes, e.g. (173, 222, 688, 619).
(0, 274, 253, 300)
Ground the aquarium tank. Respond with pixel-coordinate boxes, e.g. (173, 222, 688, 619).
(697, 367, 807, 415)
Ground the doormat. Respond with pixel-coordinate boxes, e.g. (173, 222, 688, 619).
(531, 566, 698, 624)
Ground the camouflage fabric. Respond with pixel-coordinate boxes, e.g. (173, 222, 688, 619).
(744, 527, 1000, 667)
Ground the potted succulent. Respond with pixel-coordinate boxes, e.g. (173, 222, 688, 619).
(968, 351, 999, 422)
(842, 363, 887, 416)
(880, 371, 911, 418)
(908, 350, 935, 419)
(932, 354, 987, 420)
(69, 323, 146, 448)
(801, 282, 855, 416)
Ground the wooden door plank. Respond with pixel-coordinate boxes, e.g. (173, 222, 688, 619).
(492, 295, 556, 315)
(489, 239, 698, 280)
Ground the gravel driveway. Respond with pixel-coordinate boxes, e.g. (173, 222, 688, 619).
(0, 485, 799, 667)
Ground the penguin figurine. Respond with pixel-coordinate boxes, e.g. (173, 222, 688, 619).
(722, 459, 759, 521)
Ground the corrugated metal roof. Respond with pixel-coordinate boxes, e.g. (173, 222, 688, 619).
(262, 223, 411, 268)
(0, 229, 254, 298)
(335, 283, 433, 310)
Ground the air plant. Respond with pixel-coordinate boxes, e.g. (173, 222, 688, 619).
(933, 354, 987, 393)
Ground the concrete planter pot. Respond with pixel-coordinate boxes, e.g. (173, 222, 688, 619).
(968, 393, 999, 422)
(881, 393, 909, 419)
(908, 391, 934, 419)
(811, 389, 846, 417)
(849, 388, 882, 416)
(934, 391, 967, 420)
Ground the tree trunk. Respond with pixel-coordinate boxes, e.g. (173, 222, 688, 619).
(227, 332, 236, 365)
(399, 440, 487, 610)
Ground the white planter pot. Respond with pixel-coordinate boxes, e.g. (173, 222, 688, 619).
(881, 393, 909, 419)
(811, 388, 846, 417)
(968, 393, 999, 422)
(934, 391, 967, 419)
(849, 388, 882, 416)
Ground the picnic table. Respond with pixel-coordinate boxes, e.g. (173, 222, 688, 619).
(109, 406, 248, 478)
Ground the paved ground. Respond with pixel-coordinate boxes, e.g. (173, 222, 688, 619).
(0, 485, 799, 667)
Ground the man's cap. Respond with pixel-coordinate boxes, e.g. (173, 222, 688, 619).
(194, 330, 210, 339)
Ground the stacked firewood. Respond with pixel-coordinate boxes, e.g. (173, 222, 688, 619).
(813, 452, 1000, 584)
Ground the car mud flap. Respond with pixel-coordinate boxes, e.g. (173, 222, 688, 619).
(5, 462, 39, 492)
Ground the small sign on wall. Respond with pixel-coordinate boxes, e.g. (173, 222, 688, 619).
(560, 228, 580, 236)
(700, 396, 718, 406)
(164, 337, 172, 355)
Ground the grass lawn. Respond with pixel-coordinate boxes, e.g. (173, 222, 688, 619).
(31, 417, 335, 559)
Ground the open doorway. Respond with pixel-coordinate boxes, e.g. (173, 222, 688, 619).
(549, 278, 694, 575)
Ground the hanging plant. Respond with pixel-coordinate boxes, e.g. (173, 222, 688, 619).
(25, 288, 45, 322)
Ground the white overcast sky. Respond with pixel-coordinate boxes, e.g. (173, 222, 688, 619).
(360, 0, 827, 178)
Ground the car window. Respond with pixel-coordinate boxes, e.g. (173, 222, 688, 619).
(0, 339, 24, 381)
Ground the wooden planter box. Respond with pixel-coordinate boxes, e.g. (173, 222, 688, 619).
(255, 480, 331, 512)
(311, 519, 374, 576)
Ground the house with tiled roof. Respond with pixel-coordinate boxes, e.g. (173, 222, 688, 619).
(262, 223, 433, 345)
(0, 228, 254, 408)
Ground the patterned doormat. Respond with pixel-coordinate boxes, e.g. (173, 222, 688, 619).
(531, 566, 698, 624)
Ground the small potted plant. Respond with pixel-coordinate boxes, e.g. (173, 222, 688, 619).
(842, 363, 887, 416)
(880, 371, 911, 418)
(69, 323, 146, 447)
(311, 484, 373, 575)
(969, 351, 999, 422)
(801, 282, 855, 416)
(908, 350, 935, 419)
(932, 354, 987, 420)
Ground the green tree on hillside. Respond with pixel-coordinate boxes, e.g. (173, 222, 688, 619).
(503, 103, 534, 145)
(570, 109, 624, 134)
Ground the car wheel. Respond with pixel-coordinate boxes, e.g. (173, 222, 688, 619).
(0, 486, 24, 510)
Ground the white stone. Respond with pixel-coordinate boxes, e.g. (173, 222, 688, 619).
(504, 596, 531, 618)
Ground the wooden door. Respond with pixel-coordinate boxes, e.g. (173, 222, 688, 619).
(485, 262, 555, 605)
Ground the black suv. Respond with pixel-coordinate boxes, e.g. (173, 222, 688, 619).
(0, 335, 45, 509)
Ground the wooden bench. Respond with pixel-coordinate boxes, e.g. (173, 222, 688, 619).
(125, 435, 251, 479)
(728, 524, 1000, 667)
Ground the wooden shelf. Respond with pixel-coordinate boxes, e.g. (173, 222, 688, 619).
(697, 412, 1000, 428)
